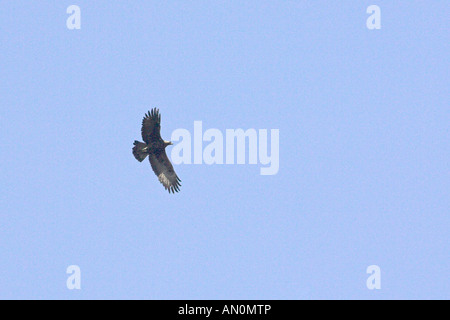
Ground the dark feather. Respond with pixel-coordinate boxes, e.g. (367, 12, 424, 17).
(132, 141, 148, 162)
(141, 108, 162, 144)
(149, 151, 182, 193)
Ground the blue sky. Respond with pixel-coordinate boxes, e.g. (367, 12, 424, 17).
(0, 1, 448, 299)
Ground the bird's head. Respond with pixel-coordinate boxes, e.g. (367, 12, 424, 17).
(164, 140, 173, 147)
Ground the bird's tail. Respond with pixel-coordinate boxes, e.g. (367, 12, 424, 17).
(132, 141, 148, 162)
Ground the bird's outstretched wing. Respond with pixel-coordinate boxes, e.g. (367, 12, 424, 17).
(149, 151, 182, 193)
(141, 108, 162, 144)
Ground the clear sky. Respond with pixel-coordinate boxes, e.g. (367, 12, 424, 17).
(0, 1, 448, 299)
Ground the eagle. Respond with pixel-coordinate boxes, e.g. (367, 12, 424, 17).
(132, 108, 181, 193)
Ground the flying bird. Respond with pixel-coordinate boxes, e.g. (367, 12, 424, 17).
(132, 108, 181, 193)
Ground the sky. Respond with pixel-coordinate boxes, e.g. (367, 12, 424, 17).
(0, 1, 448, 300)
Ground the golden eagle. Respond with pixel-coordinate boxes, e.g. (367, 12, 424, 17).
(132, 108, 181, 193)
